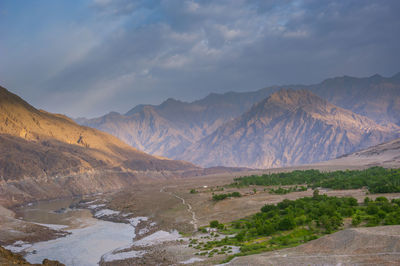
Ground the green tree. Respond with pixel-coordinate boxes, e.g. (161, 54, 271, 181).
(278, 217, 295, 231)
(313, 189, 320, 199)
(210, 220, 219, 228)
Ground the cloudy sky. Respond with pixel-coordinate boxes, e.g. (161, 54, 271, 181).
(1, 0, 399, 118)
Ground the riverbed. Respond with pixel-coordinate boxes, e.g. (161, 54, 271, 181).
(12, 198, 137, 266)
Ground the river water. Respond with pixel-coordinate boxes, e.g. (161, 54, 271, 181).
(14, 198, 136, 266)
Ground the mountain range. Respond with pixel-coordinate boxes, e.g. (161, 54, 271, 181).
(181, 89, 399, 168)
(76, 86, 281, 158)
(0, 86, 198, 207)
(79, 73, 400, 168)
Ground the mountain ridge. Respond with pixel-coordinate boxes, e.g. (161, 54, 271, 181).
(0, 85, 198, 207)
(78, 73, 400, 165)
(179, 89, 399, 168)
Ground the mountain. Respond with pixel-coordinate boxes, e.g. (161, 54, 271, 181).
(309, 73, 400, 126)
(179, 89, 399, 168)
(0, 86, 197, 207)
(81, 87, 280, 158)
(78, 73, 400, 163)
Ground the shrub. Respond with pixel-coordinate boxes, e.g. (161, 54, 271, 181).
(261, 204, 278, 213)
(210, 220, 219, 228)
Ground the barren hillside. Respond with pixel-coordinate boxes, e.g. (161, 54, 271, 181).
(0, 86, 198, 206)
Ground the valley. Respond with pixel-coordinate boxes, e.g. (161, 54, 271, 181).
(2, 1, 400, 264)
(2, 153, 400, 265)
(0, 0, 400, 266)
(30, 165, 398, 265)
(1, 79, 400, 265)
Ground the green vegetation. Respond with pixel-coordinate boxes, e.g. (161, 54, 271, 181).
(190, 189, 197, 194)
(197, 193, 400, 263)
(230, 167, 400, 193)
(269, 185, 307, 194)
(210, 220, 225, 229)
(212, 192, 242, 201)
(210, 220, 219, 228)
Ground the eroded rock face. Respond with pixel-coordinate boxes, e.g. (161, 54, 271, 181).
(180, 90, 400, 168)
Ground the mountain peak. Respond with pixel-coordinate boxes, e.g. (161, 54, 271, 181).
(158, 98, 187, 109)
(162, 97, 181, 104)
(370, 73, 382, 78)
(369, 73, 383, 82)
(0, 85, 35, 112)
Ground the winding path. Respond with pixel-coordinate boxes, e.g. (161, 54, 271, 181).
(160, 186, 198, 231)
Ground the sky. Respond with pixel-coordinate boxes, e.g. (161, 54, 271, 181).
(1, 0, 400, 118)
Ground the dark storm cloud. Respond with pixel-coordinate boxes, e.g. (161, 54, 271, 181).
(1, 0, 399, 117)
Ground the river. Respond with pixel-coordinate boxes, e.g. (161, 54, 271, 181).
(13, 198, 136, 266)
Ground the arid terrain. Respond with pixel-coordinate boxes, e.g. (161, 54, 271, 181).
(0, 85, 200, 208)
(1, 80, 400, 265)
(1, 137, 400, 265)
(76, 166, 400, 265)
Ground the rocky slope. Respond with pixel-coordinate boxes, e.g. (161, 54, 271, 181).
(79, 73, 400, 165)
(0, 86, 198, 207)
(229, 225, 400, 265)
(180, 89, 399, 168)
(317, 137, 400, 168)
(0, 245, 64, 265)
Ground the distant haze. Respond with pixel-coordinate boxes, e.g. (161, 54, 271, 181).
(1, 0, 400, 118)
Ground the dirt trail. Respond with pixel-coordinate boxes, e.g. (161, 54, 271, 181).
(160, 186, 198, 231)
